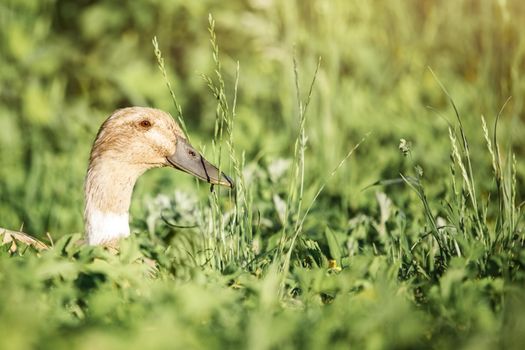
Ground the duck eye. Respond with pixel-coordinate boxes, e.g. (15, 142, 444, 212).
(139, 120, 151, 128)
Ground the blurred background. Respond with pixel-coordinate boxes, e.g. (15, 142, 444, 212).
(1, 0, 524, 238)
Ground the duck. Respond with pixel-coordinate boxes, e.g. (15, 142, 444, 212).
(85, 107, 233, 246)
(1, 107, 233, 250)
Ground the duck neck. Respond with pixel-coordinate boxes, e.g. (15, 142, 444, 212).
(84, 158, 146, 245)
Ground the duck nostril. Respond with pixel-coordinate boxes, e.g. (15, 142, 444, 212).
(188, 150, 196, 157)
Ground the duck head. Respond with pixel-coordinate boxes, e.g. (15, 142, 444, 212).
(84, 107, 232, 245)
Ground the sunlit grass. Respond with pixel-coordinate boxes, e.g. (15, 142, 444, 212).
(1, 1, 525, 349)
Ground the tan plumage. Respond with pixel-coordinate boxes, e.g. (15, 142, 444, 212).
(85, 107, 232, 245)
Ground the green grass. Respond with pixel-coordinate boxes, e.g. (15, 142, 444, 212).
(1, 1, 525, 349)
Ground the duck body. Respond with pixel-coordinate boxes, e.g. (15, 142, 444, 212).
(84, 107, 232, 245)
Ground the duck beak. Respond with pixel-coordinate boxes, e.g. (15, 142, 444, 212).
(166, 139, 234, 188)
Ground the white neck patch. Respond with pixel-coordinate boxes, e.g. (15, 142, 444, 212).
(85, 208, 130, 245)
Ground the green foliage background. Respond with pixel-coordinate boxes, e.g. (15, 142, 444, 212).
(1, 0, 525, 349)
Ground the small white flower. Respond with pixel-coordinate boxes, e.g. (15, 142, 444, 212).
(399, 138, 411, 157)
(268, 158, 291, 182)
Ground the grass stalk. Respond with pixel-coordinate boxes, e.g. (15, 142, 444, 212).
(201, 14, 253, 269)
(152, 36, 190, 140)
